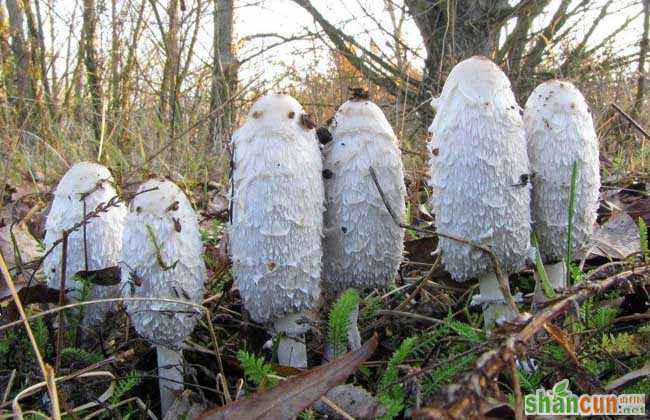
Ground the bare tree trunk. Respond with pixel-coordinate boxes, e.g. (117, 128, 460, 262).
(209, 0, 237, 153)
(634, 0, 649, 119)
(5, 0, 35, 125)
(160, 0, 180, 126)
(81, 0, 104, 149)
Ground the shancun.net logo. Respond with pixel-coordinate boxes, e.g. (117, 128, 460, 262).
(524, 379, 646, 416)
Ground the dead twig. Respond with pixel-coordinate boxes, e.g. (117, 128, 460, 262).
(0, 252, 61, 419)
(612, 103, 650, 140)
(414, 265, 650, 419)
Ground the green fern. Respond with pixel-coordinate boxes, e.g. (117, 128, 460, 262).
(61, 347, 102, 365)
(110, 372, 141, 405)
(600, 333, 641, 355)
(639, 217, 648, 263)
(423, 353, 476, 396)
(594, 306, 618, 329)
(623, 378, 650, 395)
(237, 350, 278, 390)
(449, 320, 485, 343)
(377, 337, 416, 420)
(326, 289, 360, 360)
(518, 368, 543, 393)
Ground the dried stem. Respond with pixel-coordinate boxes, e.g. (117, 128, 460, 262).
(0, 251, 60, 418)
(415, 265, 650, 419)
(55, 232, 68, 373)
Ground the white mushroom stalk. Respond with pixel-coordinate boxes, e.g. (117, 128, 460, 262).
(322, 93, 405, 356)
(44, 162, 126, 328)
(427, 56, 532, 330)
(524, 80, 600, 291)
(120, 179, 207, 415)
(229, 93, 324, 368)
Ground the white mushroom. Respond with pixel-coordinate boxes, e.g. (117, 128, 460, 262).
(524, 80, 600, 291)
(120, 179, 207, 415)
(322, 93, 405, 355)
(229, 93, 324, 368)
(44, 161, 126, 327)
(427, 56, 532, 330)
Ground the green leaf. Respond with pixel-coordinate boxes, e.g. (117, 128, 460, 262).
(532, 234, 556, 298)
(566, 161, 578, 285)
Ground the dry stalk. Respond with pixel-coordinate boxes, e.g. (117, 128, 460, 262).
(0, 252, 61, 419)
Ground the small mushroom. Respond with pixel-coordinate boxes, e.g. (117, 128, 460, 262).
(120, 179, 207, 415)
(427, 56, 532, 330)
(43, 162, 126, 327)
(524, 80, 600, 291)
(229, 93, 324, 368)
(322, 96, 406, 357)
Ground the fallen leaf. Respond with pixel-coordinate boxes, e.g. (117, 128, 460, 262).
(313, 384, 385, 419)
(197, 334, 378, 420)
(75, 266, 122, 286)
(163, 390, 207, 420)
(404, 237, 438, 263)
(4, 284, 61, 321)
(580, 212, 641, 259)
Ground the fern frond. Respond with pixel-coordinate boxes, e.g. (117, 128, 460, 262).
(423, 353, 475, 396)
(327, 289, 360, 360)
(639, 217, 648, 263)
(61, 347, 102, 365)
(377, 337, 416, 420)
(237, 350, 278, 390)
(110, 372, 141, 405)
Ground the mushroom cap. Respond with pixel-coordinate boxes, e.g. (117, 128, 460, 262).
(229, 93, 324, 324)
(44, 162, 126, 326)
(236, 93, 313, 136)
(524, 80, 600, 263)
(434, 56, 512, 107)
(323, 99, 405, 296)
(121, 179, 207, 347)
(329, 99, 396, 143)
(427, 57, 532, 281)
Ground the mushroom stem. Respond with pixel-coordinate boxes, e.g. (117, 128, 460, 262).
(347, 303, 361, 351)
(479, 272, 517, 331)
(545, 260, 567, 291)
(156, 346, 183, 415)
(273, 313, 309, 368)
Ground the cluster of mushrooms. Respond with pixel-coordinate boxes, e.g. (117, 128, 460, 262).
(42, 55, 599, 415)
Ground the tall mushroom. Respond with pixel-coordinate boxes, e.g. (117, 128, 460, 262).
(229, 93, 324, 368)
(427, 56, 532, 330)
(44, 161, 126, 327)
(120, 179, 207, 415)
(322, 90, 405, 355)
(524, 80, 600, 291)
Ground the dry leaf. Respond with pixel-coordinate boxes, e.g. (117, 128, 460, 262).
(197, 334, 378, 420)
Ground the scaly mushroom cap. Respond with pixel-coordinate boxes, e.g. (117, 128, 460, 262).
(524, 80, 600, 263)
(428, 56, 532, 281)
(323, 99, 405, 296)
(121, 179, 207, 347)
(44, 162, 126, 326)
(229, 93, 324, 324)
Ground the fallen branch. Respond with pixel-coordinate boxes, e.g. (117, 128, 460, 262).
(414, 265, 650, 419)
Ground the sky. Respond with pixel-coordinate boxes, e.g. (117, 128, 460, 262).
(38, 0, 647, 91)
